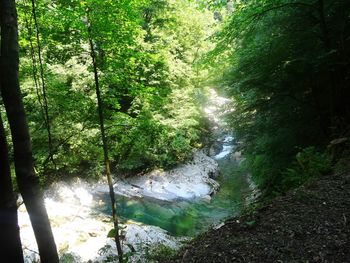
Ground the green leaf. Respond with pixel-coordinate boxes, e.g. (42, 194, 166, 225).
(107, 228, 116, 238)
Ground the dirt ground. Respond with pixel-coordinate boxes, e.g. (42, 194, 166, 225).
(164, 173, 350, 263)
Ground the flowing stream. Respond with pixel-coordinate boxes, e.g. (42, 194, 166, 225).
(96, 136, 250, 237)
(20, 89, 253, 262)
(95, 89, 251, 237)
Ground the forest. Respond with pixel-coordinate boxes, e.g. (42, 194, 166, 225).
(0, 0, 349, 262)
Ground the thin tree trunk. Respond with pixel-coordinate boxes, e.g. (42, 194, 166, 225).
(86, 10, 124, 262)
(22, 3, 46, 130)
(0, 112, 24, 262)
(30, 0, 55, 167)
(0, 1, 59, 262)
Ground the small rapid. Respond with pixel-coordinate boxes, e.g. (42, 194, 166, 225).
(213, 136, 235, 160)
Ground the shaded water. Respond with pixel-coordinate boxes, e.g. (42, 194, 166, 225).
(95, 140, 251, 237)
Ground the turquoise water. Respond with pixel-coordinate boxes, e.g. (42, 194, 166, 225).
(94, 155, 251, 237)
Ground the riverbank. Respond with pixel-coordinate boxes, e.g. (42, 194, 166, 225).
(18, 88, 248, 262)
(19, 179, 187, 262)
(164, 172, 350, 262)
(19, 147, 244, 262)
(97, 150, 220, 202)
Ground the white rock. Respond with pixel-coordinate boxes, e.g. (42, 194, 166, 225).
(99, 151, 219, 202)
(19, 181, 185, 263)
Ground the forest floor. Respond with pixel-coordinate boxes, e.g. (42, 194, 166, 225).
(164, 172, 350, 263)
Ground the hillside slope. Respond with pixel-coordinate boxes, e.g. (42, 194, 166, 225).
(165, 173, 350, 263)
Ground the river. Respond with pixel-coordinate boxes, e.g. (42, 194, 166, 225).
(19, 89, 253, 262)
(96, 135, 250, 237)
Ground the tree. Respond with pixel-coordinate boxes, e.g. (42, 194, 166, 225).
(210, 0, 350, 195)
(85, 6, 123, 261)
(30, 0, 55, 167)
(0, 112, 24, 262)
(13, 0, 214, 180)
(0, 0, 59, 261)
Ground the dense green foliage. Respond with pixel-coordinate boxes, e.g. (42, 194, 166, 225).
(209, 0, 350, 195)
(12, 0, 215, 180)
(3, 1, 350, 261)
(2, 0, 349, 195)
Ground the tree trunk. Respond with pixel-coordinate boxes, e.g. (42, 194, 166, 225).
(0, 1, 59, 262)
(30, 0, 55, 168)
(86, 9, 124, 262)
(0, 113, 24, 262)
(22, 2, 47, 137)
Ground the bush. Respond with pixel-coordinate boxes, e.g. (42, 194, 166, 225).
(280, 147, 331, 192)
(146, 244, 177, 262)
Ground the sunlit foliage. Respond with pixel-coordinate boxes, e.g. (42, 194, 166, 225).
(17, 0, 215, 179)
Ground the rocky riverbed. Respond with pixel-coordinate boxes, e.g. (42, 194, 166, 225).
(19, 88, 252, 262)
(19, 181, 187, 262)
(97, 151, 220, 202)
(19, 150, 221, 262)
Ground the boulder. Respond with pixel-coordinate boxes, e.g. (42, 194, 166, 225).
(99, 151, 220, 202)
